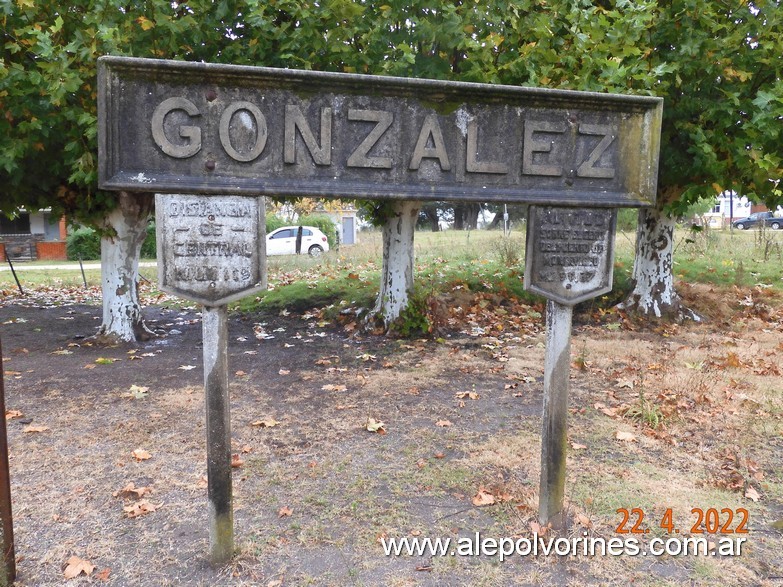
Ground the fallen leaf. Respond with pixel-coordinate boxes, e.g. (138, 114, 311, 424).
(95, 357, 116, 365)
(5, 410, 23, 420)
(278, 369, 290, 375)
(570, 442, 587, 450)
(575, 513, 593, 528)
(131, 448, 152, 461)
(278, 506, 293, 518)
(366, 418, 386, 433)
(456, 391, 479, 400)
(95, 568, 111, 581)
(231, 454, 244, 468)
(251, 417, 280, 428)
(23, 425, 50, 433)
(123, 500, 158, 518)
(113, 482, 152, 499)
(615, 431, 637, 442)
(530, 521, 548, 535)
(435, 420, 452, 427)
(745, 486, 761, 502)
(178, 365, 197, 371)
(615, 379, 634, 389)
(471, 487, 495, 507)
(51, 349, 73, 355)
(63, 555, 95, 579)
(128, 384, 149, 399)
(83, 364, 96, 370)
(321, 384, 347, 392)
(235, 370, 247, 377)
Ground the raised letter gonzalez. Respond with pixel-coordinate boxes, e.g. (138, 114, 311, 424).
(99, 56, 662, 207)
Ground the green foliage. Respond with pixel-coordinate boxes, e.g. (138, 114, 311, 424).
(493, 237, 524, 268)
(616, 209, 639, 233)
(390, 288, 431, 338)
(265, 213, 287, 234)
(66, 223, 157, 260)
(66, 227, 101, 261)
(298, 214, 338, 249)
(2, 0, 781, 233)
(140, 222, 156, 259)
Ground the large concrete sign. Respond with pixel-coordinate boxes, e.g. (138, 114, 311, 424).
(98, 56, 662, 207)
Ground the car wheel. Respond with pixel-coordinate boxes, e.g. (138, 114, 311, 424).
(735, 223, 746, 230)
(771, 221, 781, 230)
(308, 245, 324, 257)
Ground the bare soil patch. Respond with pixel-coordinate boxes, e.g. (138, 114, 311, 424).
(0, 286, 781, 586)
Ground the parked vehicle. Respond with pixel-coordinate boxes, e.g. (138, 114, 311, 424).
(732, 211, 781, 230)
(266, 226, 330, 256)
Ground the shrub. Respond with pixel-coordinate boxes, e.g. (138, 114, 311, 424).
(67, 223, 157, 261)
(298, 214, 338, 249)
(266, 212, 287, 234)
(66, 227, 101, 260)
(141, 222, 156, 258)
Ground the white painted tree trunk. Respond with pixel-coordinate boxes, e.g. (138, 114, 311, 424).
(96, 192, 155, 343)
(371, 200, 421, 328)
(623, 206, 699, 321)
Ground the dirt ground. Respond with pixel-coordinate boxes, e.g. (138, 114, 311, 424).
(0, 283, 781, 586)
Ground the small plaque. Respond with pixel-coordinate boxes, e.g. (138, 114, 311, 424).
(525, 206, 616, 305)
(156, 194, 266, 306)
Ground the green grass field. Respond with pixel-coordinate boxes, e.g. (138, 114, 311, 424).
(2, 225, 781, 311)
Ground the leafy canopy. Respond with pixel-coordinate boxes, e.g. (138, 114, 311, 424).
(1, 0, 781, 224)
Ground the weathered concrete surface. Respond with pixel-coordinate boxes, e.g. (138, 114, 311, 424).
(525, 206, 616, 305)
(538, 300, 573, 528)
(202, 305, 233, 565)
(99, 56, 662, 207)
(156, 194, 265, 306)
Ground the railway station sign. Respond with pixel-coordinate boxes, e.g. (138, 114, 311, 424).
(98, 56, 662, 208)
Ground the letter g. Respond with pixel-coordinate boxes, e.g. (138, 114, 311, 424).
(151, 97, 202, 158)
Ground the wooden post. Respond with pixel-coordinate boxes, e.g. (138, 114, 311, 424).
(538, 300, 572, 528)
(202, 305, 233, 565)
(0, 340, 16, 585)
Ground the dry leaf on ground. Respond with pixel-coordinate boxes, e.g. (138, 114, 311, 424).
(745, 486, 761, 502)
(63, 555, 95, 579)
(131, 448, 152, 461)
(615, 431, 637, 442)
(113, 482, 152, 499)
(278, 506, 293, 518)
(23, 425, 49, 433)
(251, 417, 280, 428)
(435, 420, 452, 427)
(471, 487, 495, 507)
(123, 500, 159, 518)
(366, 418, 386, 433)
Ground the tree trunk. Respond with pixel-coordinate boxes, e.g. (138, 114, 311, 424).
(96, 191, 155, 343)
(421, 205, 440, 232)
(622, 206, 700, 321)
(453, 204, 465, 230)
(370, 200, 421, 329)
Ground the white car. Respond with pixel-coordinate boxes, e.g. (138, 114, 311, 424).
(266, 225, 330, 256)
